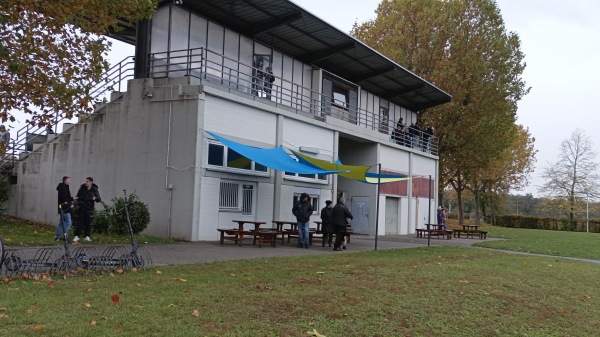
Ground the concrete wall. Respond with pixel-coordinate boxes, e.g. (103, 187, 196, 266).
(7, 78, 201, 240)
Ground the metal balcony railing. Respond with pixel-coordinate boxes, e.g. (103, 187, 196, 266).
(0, 48, 440, 173)
(148, 47, 439, 155)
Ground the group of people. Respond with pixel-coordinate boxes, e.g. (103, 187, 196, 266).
(292, 193, 353, 251)
(253, 59, 276, 100)
(55, 176, 101, 243)
(391, 118, 434, 152)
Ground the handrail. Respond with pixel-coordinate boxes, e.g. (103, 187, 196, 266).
(147, 47, 439, 155)
(0, 56, 136, 171)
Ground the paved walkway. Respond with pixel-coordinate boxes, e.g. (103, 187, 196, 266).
(142, 235, 487, 266)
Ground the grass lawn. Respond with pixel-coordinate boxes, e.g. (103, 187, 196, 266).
(466, 224, 600, 260)
(0, 215, 176, 246)
(2, 247, 600, 336)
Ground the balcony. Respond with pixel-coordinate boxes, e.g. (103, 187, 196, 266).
(148, 48, 439, 155)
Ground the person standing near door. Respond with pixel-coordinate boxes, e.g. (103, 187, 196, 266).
(332, 197, 353, 251)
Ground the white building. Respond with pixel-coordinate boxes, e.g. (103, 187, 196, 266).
(5, 0, 451, 240)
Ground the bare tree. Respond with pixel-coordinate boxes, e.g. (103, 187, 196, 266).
(539, 129, 600, 226)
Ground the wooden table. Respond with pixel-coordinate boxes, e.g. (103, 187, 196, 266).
(272, 221, 297, 244)
(459, 224, 479, 231)
(416, 224, 452, 239)
(452, 224, 486, 239)
(216, 220, 268, 247)
(273, 220, 316, 245)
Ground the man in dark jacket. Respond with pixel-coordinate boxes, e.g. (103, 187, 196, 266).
(292, 192, 313, 248)
(320, 200, 334, 247)
(332, 198, 353, 251)
(73, 177, 101, 242)
(55, 176, 73, 241)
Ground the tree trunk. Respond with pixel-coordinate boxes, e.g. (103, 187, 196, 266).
(474, 189, 481, 226)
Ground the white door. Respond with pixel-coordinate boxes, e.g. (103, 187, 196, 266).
(385, 197, 399, 235)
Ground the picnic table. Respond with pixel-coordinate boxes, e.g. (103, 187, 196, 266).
(415, 224, 453, 240)
(314, 221, 353, 246)
(453, 224, 487, 239)
(273, 220, 317, 245)
(217, 220, 277, 247)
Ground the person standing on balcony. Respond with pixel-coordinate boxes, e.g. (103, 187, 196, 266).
(423, 124, 434, 152)
(392, 118, 406, 146)
(264, 67, 275, 100)
(55, 176, 73, 241)
(408, 123, 420, 149)
(73, 177, 101, 242)
(292, 192, 313, 249)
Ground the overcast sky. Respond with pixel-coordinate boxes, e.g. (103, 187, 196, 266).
(23, 0, 600, 197)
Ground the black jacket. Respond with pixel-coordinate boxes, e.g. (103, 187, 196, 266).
(332, 201, 353, 227)
(292, 193, 313, 222)
(56, 182, 73, 214)
(76, 183, 101, 212)
(320, 206, 334, 234)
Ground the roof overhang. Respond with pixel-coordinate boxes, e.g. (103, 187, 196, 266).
(110, 0, 452, 112)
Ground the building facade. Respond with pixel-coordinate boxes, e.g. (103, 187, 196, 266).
(6, 0, 450, 240)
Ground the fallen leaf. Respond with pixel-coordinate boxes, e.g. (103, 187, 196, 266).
(8, 288, 19, 291)
(192, 309, 200, 318)
(0, 308, 7, 311)
(306, 328, 326, 337)
(111, 294, 121, 305)
(0, 314, 8, 318)
(101, 315, 109, 320)
(316, 271, 325, 274)
(168, 304, 176, 307)
(47, 281, 56, 288)
(84, 303, 92, 308)
(155, 270, 162, 275)
(131, 268, 138, 272)
(90, 320, 97, 326)
(109, 272, 115, 277)
(116, 326, 124, 331)
(176, 278, 187, 282)
(184, 291, 192, 295)
(115, 268, 124, 274)
(33, 325, 44, 332)
(136, 283, 142, 287)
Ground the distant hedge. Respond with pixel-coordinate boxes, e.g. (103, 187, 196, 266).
(495, 215, 600, 233)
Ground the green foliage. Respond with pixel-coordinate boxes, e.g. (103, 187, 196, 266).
(0, 174, 8, 203)
(352, 0, 532, 224)
(93, 193, 150, 234)
(0, 0, 157, 125)
(495, 215, 600, 232)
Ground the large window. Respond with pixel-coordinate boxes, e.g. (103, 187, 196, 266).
(284, 154, 328, 183)
(322, 72, 358, 124)
(292, 193, 319, 215)
(207, 141, 268, 174)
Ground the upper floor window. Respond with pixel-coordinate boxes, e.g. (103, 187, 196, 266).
(207, 141, 269, 175)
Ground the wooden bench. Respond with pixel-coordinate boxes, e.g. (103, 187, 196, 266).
(251, 230, 278, 247)
(416, 228, 453, 240)
(217, 229, 242, 246)
(285, 229, 316, 245)
(453, 229, 487, 239)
